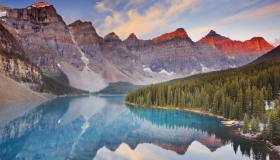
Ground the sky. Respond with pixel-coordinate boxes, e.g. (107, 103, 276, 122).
(0, 0, 280, 45)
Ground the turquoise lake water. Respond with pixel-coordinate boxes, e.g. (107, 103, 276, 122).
(0, 95, 278, 160)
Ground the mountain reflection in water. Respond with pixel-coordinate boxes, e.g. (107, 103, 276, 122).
(0, 95, 278, 160)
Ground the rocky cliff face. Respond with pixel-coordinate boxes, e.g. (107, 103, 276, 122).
(198, 30, 274, 55)
(0, 23, 42, 90)
(67, 20, 104, 71)
(0, 23, 22, 53)
(101, 32, 143, 76)
(0, 2, 83, 72)
(68, 21, 144, 84)
(0, 54, 41, 85)
(124, 29, 274, 75)
(124, 29, 228, 74)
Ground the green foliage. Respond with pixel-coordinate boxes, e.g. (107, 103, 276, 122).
(243, 114, 250, 134)
(254, 97, 280, 145)
(265, 101, 280, 145)
(250, 117, 260, 132)
(126, 59, 280, 120)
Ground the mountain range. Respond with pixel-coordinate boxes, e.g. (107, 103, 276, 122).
(0, 2, 275, 93)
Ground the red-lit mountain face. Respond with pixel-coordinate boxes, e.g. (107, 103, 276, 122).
(152, 28, 191, 42)
(198, 30, 274, 55)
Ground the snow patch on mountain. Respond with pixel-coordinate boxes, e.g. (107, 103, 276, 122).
(143, 65, 175, 76)
(159, 69, 175, 76)
(200, 63, 214, 73)
(0, 11, 6, 17)
(227, 55, 236, 60)
(69, 31, 90, 69)
(190, 70, 199, 75)
(143, 65, 153, 73)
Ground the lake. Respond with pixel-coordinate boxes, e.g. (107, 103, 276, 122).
(0, 95, 278, 160)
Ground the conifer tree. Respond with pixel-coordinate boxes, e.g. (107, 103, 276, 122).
(250, 117, 259, 132)
(237, 89, 243, 119)
(243, 114, 250, 134)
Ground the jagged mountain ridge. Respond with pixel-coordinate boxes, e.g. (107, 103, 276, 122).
(123, 28, 267, 74)
(0, 2, 274, 92)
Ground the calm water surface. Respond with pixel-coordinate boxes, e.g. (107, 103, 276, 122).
(0, 95, 278, 160)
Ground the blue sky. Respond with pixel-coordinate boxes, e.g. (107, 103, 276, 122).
(0, 0, 280, 45)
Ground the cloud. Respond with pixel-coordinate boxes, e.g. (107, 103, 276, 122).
(95, 2, 114, 13)
(188, 1, 280, 40)
(95, 0, 123, 13)
(124, 0, 146, 10)
(273, 38, 280, 47)
(112, 7, 165, 39)
(103, 12, 124, 28)
(166, 0, 197, 17)
(95, 0, 198, 39)
(222, 1, 280, 23)
(93, 0, 280, 41)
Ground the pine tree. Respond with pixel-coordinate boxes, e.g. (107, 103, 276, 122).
(237, 89, 243, 119)
(245, 87, 252, 115)
(212, 91, 219, 114)
(180, 91, 185, 109)
(243, 114, 250, 134)
(252, 87, 258, 117)
(146, 91, 151, 105)
(268, 107, 280, 145)
(267, 85, 273, 101)
(257, 91, 265, 118)
(250, 117, 259, 132)
(167, 86, 172, 105)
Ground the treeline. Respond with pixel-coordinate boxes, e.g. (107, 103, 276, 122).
(126, 60, 280, 121)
